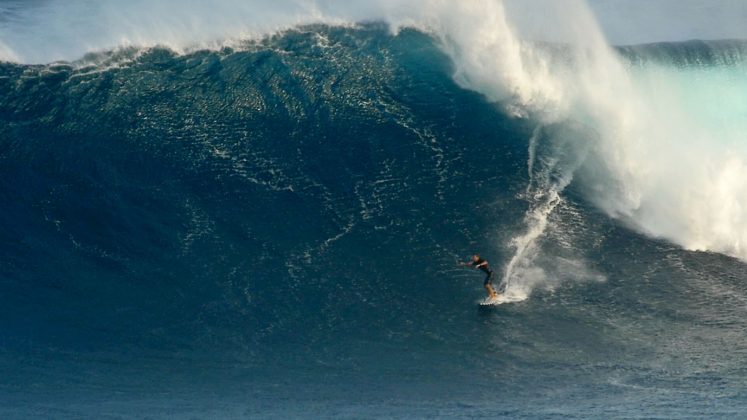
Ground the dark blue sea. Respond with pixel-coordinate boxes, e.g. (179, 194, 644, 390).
(2, 18, 747, 419)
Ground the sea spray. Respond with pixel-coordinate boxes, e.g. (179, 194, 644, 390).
(425, 1, 747, 261)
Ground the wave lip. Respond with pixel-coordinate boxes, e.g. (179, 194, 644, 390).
(4, 0, 747, 65)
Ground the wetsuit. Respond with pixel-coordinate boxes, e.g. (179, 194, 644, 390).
(471, 258, 493, 285)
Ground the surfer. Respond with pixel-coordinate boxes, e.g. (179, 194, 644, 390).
(461, 254, 499, 300)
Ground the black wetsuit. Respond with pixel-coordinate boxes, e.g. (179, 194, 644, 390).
(471, 258, 493, 285)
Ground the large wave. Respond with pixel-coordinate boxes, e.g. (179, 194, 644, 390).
(3, 0, 747, 294)
(3, 3, 747, 417)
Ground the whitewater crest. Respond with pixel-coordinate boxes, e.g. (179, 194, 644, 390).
(420, 1, 747, 263)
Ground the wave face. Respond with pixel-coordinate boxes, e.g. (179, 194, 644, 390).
(3, 2, 747, 257)
(2, 10, 747, 420)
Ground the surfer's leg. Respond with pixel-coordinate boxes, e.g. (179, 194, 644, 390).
(487, 284, 498, 299)
(484, 274, 498, 299)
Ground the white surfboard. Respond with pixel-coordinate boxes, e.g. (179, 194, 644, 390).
(479, 293, 525, 306)
(479, 295, 505, 306)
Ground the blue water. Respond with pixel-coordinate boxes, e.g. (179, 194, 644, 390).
(2, 25, 747, 418)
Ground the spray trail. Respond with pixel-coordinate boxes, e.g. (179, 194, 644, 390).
(499, 122, 593, 300)
(499, 189, 562, 301)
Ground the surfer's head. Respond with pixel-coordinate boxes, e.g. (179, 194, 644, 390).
(472, 254, 480, 262)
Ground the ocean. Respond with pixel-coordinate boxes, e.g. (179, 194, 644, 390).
(2, 1, 747, 418)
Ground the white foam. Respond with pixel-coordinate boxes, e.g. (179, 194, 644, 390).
(421, 1, 747, 262)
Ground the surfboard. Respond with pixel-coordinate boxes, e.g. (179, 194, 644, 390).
(479, 293, 524, 306)
(479, 295, 504, 306)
